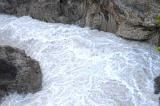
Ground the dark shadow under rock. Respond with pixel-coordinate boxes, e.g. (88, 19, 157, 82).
(0, 45, 42, 99)
(0, 59, 17, 83)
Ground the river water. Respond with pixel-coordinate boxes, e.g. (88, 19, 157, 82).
(0, 14, 159, 106)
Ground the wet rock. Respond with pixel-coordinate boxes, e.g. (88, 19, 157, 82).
(0, 59, 17, 85)
(0, 46, 42, 98)
(0, 0, 159, 40)
(154, 76, 160, 94)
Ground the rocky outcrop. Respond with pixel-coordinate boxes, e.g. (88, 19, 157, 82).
(0, 46, 42, 98)
(0, 0, 159, 40)
(154, 76, 160, 94)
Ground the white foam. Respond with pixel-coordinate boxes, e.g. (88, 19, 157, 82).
(0, 14, 159, 106)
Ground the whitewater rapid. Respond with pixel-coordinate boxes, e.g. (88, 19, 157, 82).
(0, 14, 159, 106)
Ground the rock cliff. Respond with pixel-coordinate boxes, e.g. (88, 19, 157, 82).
(0, 0, 159, 40)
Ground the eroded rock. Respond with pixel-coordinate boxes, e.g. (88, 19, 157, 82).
(0, 0, 159, 41)
(0, 46, 42, 98)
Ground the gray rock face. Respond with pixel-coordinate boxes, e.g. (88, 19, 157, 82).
(0, 0, 159, 40)
(0, 46, 42, 98)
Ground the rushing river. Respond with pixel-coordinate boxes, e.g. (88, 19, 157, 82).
(0, 14, 159, 106)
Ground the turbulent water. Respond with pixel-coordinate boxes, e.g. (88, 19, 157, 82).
(0, 14, 160, 106)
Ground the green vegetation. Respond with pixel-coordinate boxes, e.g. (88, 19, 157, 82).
(156, 16, 160, 27)
(155, 16, 160, 52)
(156, 46, 160, 52)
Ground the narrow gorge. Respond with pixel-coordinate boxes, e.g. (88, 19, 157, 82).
(0, 0, 160, 106)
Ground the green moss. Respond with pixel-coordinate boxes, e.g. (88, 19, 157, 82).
(156, 16, 160, 28)
(156, 46, 160, 52)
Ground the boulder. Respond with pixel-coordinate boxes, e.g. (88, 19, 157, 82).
(0, 46, 42, 98)
(154, 76, 160, 94)
(0, 0, 159, 40)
